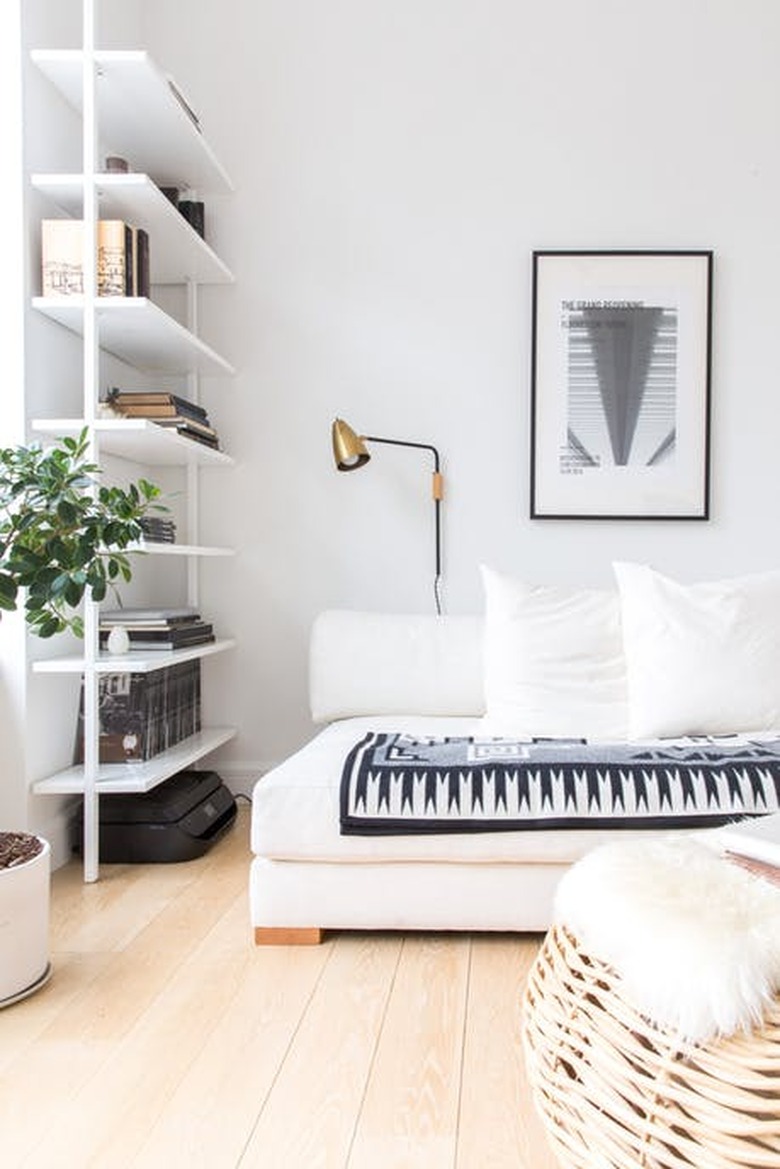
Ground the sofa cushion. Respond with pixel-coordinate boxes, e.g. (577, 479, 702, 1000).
(480, 565, 629, 740)
(614, 561, 780, 738)
(251, 715, 688, 864)
(309, 610, 485, 723)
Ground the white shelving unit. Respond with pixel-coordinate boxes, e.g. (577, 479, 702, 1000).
(30, 49, 232, 191)
(31, 297, 234, 375)
(31, 173, 232, 285)
(32, 638, 238, 675)
(33, 418, 234, 466)
(32, 728, 237, 796)
(31, 17, 237, 880)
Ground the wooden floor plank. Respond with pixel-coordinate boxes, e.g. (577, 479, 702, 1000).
(237, 933, 403, 1169)
(347, 933, 471, 1169)
(48, 802, 248, 956)
(129, 900, 334, 1169)
(21, 898, 266, 1168)
(456, 934, 558, 1169)
(0, 816, 250, 1166)
(1, 807, 555, 1169)
(0, 949, 113, 1075)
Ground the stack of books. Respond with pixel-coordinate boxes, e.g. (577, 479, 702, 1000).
(139, 515, 177, 544)
(99, 606, 215, 652)
(41, 219, 150, 298)
(74, 660, 202, 763)
(105, 388, 220, 449)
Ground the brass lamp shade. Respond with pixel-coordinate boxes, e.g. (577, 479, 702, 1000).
(332, 418, 370, 470)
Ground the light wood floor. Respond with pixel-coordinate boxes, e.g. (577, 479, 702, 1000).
(1, 807, 557, 1169)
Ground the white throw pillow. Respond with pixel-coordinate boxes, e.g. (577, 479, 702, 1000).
(613, 561, 780, 738)
(480, 565, 629, 740)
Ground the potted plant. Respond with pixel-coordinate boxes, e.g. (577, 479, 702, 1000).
(0, 428, 161, 1006)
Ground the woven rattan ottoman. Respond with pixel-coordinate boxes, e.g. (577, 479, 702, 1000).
(522, 839, 780, 1169)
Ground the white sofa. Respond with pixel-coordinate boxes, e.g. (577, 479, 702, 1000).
(249, 609, 731, 943)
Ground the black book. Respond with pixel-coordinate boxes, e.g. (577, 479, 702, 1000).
(124, 224, 134, 295)
(167, 396, 208, 423)
(99, 622, 214, 648)
(135, 227, 150, 297)
(127, 622, 213, 643)
(110, 635, 216, 652)
(156, 423, 219, 449)
(139, 517, 177, 543)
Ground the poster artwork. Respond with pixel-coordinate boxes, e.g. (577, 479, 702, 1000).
(531, 251, 711, 519)
(559, 299, 678, 476)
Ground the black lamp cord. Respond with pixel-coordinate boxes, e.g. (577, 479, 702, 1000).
(364, 435, 443, 616)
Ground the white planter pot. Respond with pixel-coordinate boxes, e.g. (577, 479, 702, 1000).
(0, 836, 51, 1007)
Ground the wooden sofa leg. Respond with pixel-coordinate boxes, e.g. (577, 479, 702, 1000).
(254, 926, 323, 946)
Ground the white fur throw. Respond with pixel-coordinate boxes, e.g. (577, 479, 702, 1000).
(554, 836, 780, 1043)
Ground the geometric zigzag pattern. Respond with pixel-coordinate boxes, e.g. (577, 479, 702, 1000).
(340, 732, 780, 835)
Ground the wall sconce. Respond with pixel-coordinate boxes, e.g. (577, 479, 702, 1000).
(331, 417, 444, 615)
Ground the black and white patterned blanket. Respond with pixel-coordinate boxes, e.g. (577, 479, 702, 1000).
(340, 732, 780, 835)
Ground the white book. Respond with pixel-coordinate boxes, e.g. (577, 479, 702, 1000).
(100, 606, 200, 622)
(715, 813, 780, 868)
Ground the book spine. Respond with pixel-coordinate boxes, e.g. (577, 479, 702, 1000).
(146, 668, 164, 758)
(150, 416, 217, 437)
(153, 418, 219, 439)
(112, 404, 180, 418)
(74, 671, 151, 763)
(107, 393, 209, 423)
(73, 665, 215, 763)
(136, 228, 150, 297)
(171, 395, 208, 421)
(42, 220, 144, 299)
(195, 661, 202, 734)
(100, 606, 200, 621)
(172, 663, 183, 746)
(99, 636, 216, 651)
(120, 623, 213, 640)
(97, 220, 129, 297)
(126, 224, 135, 296)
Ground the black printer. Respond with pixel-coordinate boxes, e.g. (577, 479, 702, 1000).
(76, 769, 237, 863)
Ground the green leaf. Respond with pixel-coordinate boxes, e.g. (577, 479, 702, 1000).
(63, 578, 84, 607)
(0, 432, 163, 639)
(36, 616, 64, 639)
(0, 573, 18, 610)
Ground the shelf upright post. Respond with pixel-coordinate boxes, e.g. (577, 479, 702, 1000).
(81, 0, 101, 881)
(185, 276, 200, 609)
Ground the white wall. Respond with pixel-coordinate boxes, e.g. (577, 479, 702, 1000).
(22, 2, 780, 804)
(136, 0, 780, 775)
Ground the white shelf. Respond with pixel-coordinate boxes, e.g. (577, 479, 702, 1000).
(31, 174, 233, 285)
(31, 49, 233, 193)
(32, 418, 234, 467)
(31, 727, 237, 795)
(31, 296, 234, 376)
(32, 637, 237, 675)
(131, 541, 235, 557)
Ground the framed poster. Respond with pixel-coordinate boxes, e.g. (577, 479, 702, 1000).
(530, 250, 713, 519)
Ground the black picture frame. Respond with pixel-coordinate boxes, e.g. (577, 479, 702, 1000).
(530, 250, 713, 520)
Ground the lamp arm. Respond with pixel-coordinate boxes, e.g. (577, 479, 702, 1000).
(363, 435, 440, 473)
(363, 434, 443, 615)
